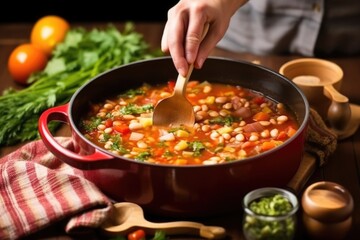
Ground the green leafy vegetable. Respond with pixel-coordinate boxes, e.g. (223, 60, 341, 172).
(0, 23, 162, 146)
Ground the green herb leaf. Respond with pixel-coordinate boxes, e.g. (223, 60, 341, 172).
(0, 22, 162, 146)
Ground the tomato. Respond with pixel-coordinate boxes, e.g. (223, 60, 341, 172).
(114, 124, 130, 135)
(30, 15, 70, 56)
(167, 80, 175, 91)
(128, 229, 146, 240)
(7, 43, 48, 84)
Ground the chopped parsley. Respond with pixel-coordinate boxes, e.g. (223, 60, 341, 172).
(188, 141, 206, 157)
(120, 103, 154, 115)
(136, 151, 152, 161)
(81, 117, 102, 131)
(209, 116, 237, 126)
(120, 88, 145, 98)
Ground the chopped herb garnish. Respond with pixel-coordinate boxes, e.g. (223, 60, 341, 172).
(209, 116, 237, 126)
(109, 134, 129, 154)
(162, 150, 173, 157)
(168, 127, 189, 133)
(120, 88, 145, 98)
(188, 141, 206, 157)
(120, 103, 154, 115)
(101, 132, 111, 142)
(136, 151, 152, 161)
(81, 117, 102, 131)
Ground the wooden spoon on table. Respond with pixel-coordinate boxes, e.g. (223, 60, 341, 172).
(152, 23, 209, 128)
(101, 202, 226, 239)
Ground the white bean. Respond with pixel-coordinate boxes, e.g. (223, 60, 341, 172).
(210, 131, 220, 139)
(137, 141, 148, 149)
(222, 103, 232, 109)
(129, 122, 143, 130)
(249, 135, 258, 141)
(203, 85, 212, 93)
(208, 110, 219, 117)
(215, 96, 227, 104)
(97, 124, 106, 131)
(270, 129, 279, 138)
(259, 121, 271, 126)
(235, 133, 245, 142)
(261, 130, 270, 138)
(104, 127, 113, 134)
(193, 105, 201, 112)
(277, 115, 288, 122)
(103, 103, 114, 109)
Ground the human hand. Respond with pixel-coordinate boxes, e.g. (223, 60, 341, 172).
(161, 0, 247, 77)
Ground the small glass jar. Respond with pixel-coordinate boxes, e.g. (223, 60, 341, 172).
(242, 187, 299, 240)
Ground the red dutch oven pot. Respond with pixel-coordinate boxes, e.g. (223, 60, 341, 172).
(38, 56, 309, 217)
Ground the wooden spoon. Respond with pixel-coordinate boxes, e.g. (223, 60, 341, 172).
(328, 103, 360, 140)
(323, 84, 351, 131)
(101, 202, 226, 239)
(152, 24, 209, 127)
(324, 85, 360, 139)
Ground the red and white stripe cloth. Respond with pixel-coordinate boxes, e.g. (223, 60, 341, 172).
(0, 137, 113, 240)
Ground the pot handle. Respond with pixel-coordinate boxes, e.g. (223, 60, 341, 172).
(38, 104, 116, 170)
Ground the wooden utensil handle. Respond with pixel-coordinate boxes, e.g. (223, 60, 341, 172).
(350, 103, 360, 121)
(287, 152, 317, 194)
(324, 85, 349, 103)
(174, 23, 210, 95)
(139, 220, 226, 239)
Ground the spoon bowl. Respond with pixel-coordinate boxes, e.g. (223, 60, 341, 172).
(101, 202, 226, 239)
(152, 64, 196, 127)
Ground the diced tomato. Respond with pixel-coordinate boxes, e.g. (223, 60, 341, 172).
(128, 229, 146, 240)
(114, 124, 130, 135)
(261, 141, 276, 151)
(153, 148, 166, 157)
(277, 131, 288, 140)
(187, 80, 199, 88)
(253, 112, 270, 121)
(104, 119, 113, 128)
(253, 96, 266, 105)
(287, 126, 297, 137)
(167, 80, 175, 91)
(241, 141, 257, 149)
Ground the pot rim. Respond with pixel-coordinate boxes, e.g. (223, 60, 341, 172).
(68, 56, 310, 168)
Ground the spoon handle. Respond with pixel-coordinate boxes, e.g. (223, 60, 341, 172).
(173, 63, 194, 96)
(350, 103, 360, 121)
(323, 84, 348, 103)
(138, 220, 226, 239)
(173, 23, 210, 96)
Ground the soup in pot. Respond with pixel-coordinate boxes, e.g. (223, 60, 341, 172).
(79, 80, 299, 165)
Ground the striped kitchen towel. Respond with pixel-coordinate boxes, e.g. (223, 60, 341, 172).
(0, 137, 113, 240)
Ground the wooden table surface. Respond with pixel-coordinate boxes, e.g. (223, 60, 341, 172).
(1, 22, 360, 240)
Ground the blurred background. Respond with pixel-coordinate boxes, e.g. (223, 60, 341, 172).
(1, 0, 178, 22)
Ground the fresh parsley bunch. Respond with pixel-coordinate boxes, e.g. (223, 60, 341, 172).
(0, 23, 162, 146)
